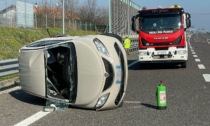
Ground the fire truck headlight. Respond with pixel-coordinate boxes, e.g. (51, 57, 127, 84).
(177, 50, 187, 55)
(139, 51, 148, 56)
(93, 38, 110, 56)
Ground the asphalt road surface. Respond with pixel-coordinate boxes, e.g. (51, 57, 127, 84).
(1, 32, 210, 126)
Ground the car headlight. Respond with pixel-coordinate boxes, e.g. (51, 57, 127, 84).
(96, 93, 110, 108)
(93, 38, 110, 56)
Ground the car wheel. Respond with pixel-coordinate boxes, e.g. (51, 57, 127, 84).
(101, 33, 122, 43)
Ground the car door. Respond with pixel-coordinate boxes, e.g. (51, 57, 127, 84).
(19, 49, 46, 97)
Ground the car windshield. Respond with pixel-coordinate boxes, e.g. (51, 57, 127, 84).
(140, 14, 182, 31)
(26, 40, 67, 47)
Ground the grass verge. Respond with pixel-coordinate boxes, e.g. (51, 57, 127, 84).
(0, 27, 98, 60)
(0, 27, 98, 81)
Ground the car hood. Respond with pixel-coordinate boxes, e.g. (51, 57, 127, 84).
(74, 41, 105, 105)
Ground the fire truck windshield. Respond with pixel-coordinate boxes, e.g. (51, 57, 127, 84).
(140, 14, 182, 32)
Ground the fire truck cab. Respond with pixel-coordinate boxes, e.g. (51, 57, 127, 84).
(131, 5, 191, 68)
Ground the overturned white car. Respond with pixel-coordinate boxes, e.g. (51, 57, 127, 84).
(18, 34, 128, 110)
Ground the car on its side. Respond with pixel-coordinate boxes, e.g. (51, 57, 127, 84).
(18, 34, 128, 110)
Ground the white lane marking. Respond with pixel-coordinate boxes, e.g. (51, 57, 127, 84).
(0, 86, 21, 94)
(193, 55, 198, 57)
(128, 60, 139, 68)
(191, 50, 194, 52)
(124, 101, 141, 104)
(14, 111, 51, 126)
(195, 59, 201, 62)
(192, 52, 196, 55)
(203, 74, 210, 82)
(198, 64, 205, 69)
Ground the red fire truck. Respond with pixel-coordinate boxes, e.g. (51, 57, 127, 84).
(131, 5, 191, 68)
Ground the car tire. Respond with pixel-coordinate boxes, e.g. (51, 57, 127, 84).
(101, 33, 122, 43)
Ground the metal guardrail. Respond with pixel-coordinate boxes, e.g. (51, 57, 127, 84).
(0, 58, 19, 77)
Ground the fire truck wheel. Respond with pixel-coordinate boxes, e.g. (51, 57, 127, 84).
(139, 63, 145, 69)
(181, 62, 187, 68)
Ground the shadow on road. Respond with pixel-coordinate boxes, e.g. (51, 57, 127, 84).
(9, 89, 46, 106)
(128, 60, 181, 70)
(141, 103, 157, 110)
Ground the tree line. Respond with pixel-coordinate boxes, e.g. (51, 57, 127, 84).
(35, 0, 108, 25)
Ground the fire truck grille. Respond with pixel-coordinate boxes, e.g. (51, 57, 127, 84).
(142, 36, 182, 46)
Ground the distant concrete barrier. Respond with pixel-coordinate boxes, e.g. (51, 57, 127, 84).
(0, 77, 19, 89)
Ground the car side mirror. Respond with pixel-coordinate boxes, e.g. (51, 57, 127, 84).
(186, 18, 191, 28)
(185, 13, 191, 19)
